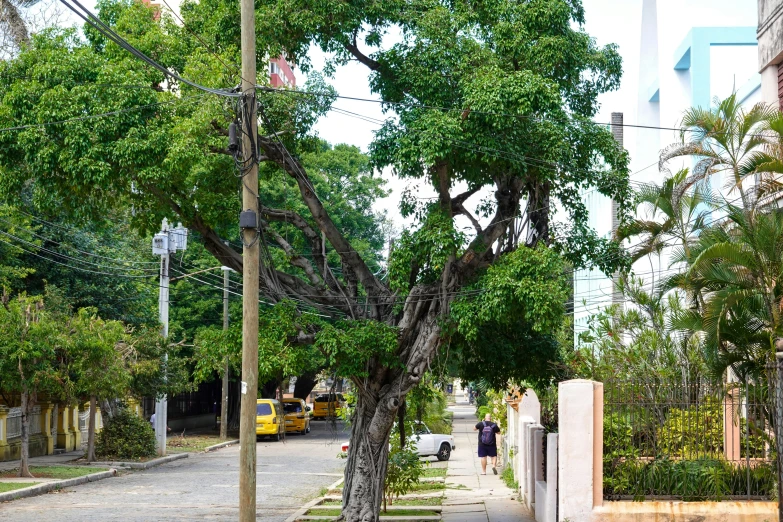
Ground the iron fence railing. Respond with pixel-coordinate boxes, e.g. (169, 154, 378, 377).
(603, 378, 776, 501)
(6, 406, 41, 440)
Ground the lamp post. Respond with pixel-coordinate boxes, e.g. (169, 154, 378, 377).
(151, 218, 188, 455)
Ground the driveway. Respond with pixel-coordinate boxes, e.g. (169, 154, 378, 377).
(0, 419, 349, 521)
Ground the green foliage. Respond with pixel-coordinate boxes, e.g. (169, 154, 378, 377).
(384, 423, 425, 509)
(95, 408, 156, 460)
(476, 388, 508, 432)
(315, 319, 399, 380)
(406, 378, 451, 435)
(603, 412, 636, 459)
(450, 246, 568, 390)
(604, 458, 776, 501)
(501, 465, 518, 490)
(656, 398, 723, 459)
(67, 307, 129, 402)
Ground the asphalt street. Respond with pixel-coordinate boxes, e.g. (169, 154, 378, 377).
(0, 419, 349, 521)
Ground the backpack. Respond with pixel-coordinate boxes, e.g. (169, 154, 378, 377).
(480, 422, 495, 445)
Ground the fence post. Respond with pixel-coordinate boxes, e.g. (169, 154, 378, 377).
(774, 352, 783, 521)
(723, 386, 740, 462)
(57, 406, 73, 451)
(526, 424, 544, 511)
(558, 379, 603, 522)
(546, 433, 558, 522)
(71, 405, 81, 448)
(0, 405, 8, 461)
(39, 402, 54, 455)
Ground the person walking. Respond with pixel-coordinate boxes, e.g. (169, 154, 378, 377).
(474, 413, 501, 475)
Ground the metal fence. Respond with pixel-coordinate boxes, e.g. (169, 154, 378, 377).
(6, 406, 42, 440)
(603, 378, 776, 501)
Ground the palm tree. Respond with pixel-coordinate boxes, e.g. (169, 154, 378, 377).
(660, 93, 779, 209)
(682, 205, 783, 378)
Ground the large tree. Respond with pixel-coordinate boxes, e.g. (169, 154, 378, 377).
(0, 0, 629, 518)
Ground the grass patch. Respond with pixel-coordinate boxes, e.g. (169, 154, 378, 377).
(409, 482, 445, 492)
(0, 466, 106, 480)
(167, 434, 225, 453)
(307, 508, 440, 517)
(421, 467, 447, 478)
(322, 497, 442, 507)
(501, 466, 518, 490)
(0, 482, 39, 493)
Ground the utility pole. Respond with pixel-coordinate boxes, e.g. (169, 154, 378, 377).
(238, 0, 260, 516)
(152, 219, 188, 456)
(220, 257, 231, 440)
(610, 112, 624, 311)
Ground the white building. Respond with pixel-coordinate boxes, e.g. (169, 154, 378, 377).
(573, 0, 760, 343)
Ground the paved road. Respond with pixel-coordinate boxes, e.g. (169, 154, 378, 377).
(0, 420, 349, 521)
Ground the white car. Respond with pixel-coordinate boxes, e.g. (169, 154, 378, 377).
(340, 422, 455, 461)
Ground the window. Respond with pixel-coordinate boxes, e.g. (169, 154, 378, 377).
(283, 403, 302, 414)
(256, 403, 272, 415)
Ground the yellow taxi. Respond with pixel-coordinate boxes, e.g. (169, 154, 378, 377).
(282, 398, 311, 434)
(312, 393, 345, 419)
(256, 399, 284, 441)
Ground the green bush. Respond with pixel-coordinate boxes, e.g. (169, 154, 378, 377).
(656, 398, 723, 458)
(604, 457, 776, 501)
(95, 408, 156, 460)
(604, 412, 636, 458)
(384, 423, 425, 510)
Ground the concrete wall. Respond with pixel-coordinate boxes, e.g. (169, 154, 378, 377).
(593, 501, 777, 522)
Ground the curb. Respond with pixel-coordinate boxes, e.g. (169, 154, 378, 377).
(204, 439, 239, 452)
(93, 452, 188, 469)
(284, 477, 345, 522)
(0, 469, 117, 503)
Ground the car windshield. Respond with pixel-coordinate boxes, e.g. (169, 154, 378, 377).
(314, 394, 341, 402)
(256, 403, 272, 415)
(283, 403, 302, 414)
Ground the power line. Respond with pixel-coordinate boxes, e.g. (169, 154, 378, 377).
(266, 87, 773, 139)
(0, 94, 207, 134)
(57, 0, 239, 98)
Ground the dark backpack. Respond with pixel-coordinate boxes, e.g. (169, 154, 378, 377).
(480, 422, 495, 445)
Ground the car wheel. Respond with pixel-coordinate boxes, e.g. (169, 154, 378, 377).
(436, 443, 451, 461)
(274, 431, 281, 442)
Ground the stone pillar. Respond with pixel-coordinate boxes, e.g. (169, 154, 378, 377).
(71, 404, 82, 448)
(519, 388, 541, 424)
(39, 402, 54, 455)
(0, 405, 9, 461)
(724, 387, 741, 462)
(558, 379, 603, 522)
(545, 433, 558, 522)
(526, 424, 544, 511)
(57, 406, 73, 451)
(517, 415, 534, 501)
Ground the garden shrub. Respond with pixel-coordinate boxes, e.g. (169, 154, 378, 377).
(604, 412, 636, 459)
(384, 422, 424, 510)
(95, 408, 156, 460)
(656, 398, 723, 458)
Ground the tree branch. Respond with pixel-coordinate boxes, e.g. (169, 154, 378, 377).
(257, 136, 390, 318)
(343, 38, 380, 71)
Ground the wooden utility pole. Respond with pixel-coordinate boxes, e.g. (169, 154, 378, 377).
(220, 259, 230, 440)
(238, 0, 259, 516)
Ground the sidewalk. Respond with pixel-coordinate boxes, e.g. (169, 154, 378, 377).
(0, 450, 85, 472)
(443, 399, 534, 522)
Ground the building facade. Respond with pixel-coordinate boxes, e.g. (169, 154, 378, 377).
(758, 0, 783, 107)
(573, 0, 760, 344)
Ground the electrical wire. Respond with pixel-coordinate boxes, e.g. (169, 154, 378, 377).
(57, 0, 239, 98)
(0, 94, 207, 134)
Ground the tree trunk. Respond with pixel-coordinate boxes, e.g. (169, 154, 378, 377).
(293, 371, 318, 401)
(87, 395, 97, 462)
(341, 290, 443, 520)
(398, 400, 406, 449)
(19, 390, 33, 478)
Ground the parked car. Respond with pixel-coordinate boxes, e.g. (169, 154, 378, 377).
(282, 398, 311, 434)
(312, 393, 345, 419)
(256, 399, 284, 441)
(340, 421, 455, 461)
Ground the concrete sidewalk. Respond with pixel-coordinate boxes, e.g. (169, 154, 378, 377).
(443, 399, 534, 522)
(0, 450, 85, 472)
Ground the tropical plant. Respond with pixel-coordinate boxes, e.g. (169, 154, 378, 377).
(95, 407, 156, 460)
(659, 93, 781, 209)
